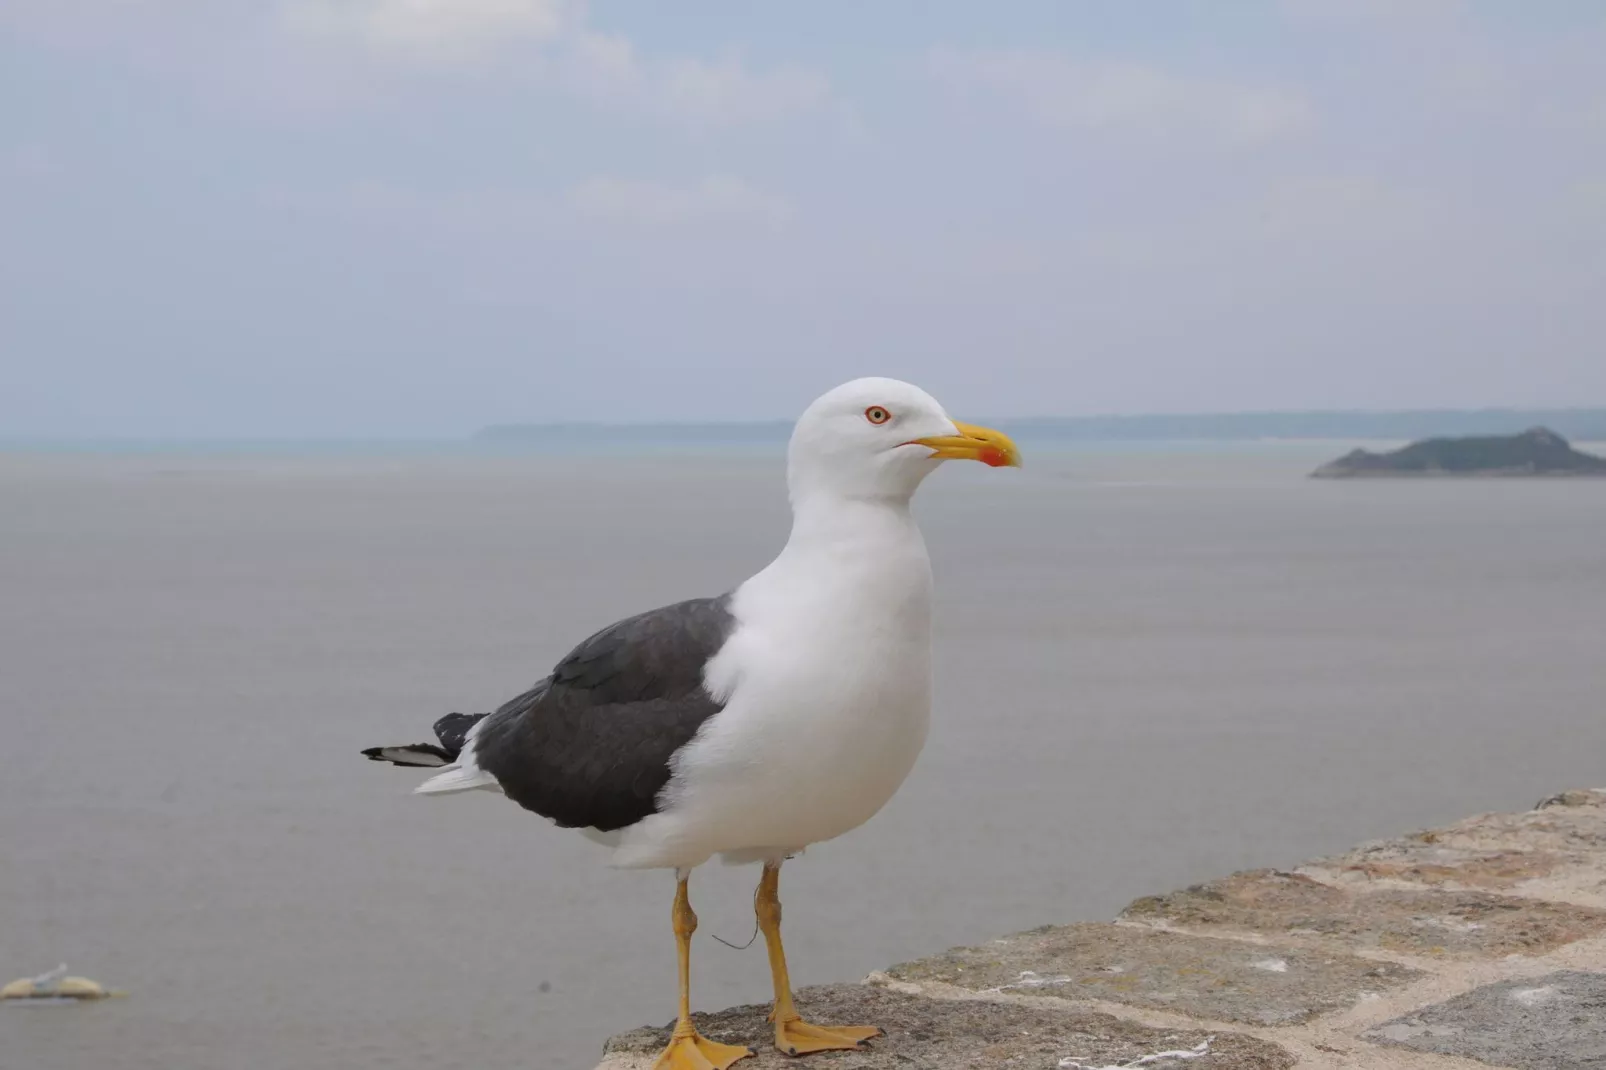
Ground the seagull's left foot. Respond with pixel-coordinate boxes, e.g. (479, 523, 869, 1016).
(654, 1025, 753, 1070)
(771, 1015, 882, 1057)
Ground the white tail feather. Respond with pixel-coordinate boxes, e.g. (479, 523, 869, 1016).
(414, 763, 500, 795)
(413, 717, 501, 796)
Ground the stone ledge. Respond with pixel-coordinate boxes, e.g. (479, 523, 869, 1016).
(596, 789, 1606, 1069)
(881, 922, 1418, 1026)
(1364, 970, 1606, 1069)
(601, 983, 1295, 1070)
(1301, 788, 1606, 905)
(1120, 868, 1606, 959)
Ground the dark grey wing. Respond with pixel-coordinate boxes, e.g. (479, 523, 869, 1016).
(471, 595, 735, 832)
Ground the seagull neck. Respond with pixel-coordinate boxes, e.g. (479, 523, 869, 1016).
(782, 492, 919, 554)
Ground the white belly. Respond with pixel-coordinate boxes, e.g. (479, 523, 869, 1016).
(610, 514, 935, 870)
(611, 672, 931, 870)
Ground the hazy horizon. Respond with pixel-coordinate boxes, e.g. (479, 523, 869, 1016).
(7, 405, 1606, 447)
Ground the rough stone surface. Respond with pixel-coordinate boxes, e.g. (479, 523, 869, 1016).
(1306, 788, 1606, 896)
(1311, 843, 1570, 890)
(1536, 789, 1606, 813)
(602, 984, 1296, 1070)
(1121, 868, 1606, 958)
(600, 791, 1606, 1070)
(1364, 970, 1606, 1069)
(881, 922, 1419, 1026)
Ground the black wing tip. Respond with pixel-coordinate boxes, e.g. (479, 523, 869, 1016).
(362, 743, 452, 767)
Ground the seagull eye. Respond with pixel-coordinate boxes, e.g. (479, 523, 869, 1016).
(865, 406, 892, 425)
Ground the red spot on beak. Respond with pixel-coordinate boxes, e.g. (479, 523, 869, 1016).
(979, 447, 1008, 467)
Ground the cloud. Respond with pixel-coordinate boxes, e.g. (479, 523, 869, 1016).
(1070, 173, 1444, 279)
(2, 145, 55, 181)
(657, 56, 831, 128)
(264, 181, 565, 237)
(278, 2, 834, 128)
(567, 175, 794, 229)
(269, 174, 794, 236)
(1573, 180, 1606, 225)
(281, 0, 572, 63)
(1278, 0, 1465, 29)
(561, 30, 638, 94)
(558, 34, 831, 128)
(928, 48, 1313, 147)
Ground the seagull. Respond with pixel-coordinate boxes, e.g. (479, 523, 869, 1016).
(363, 377, 1020, 1068)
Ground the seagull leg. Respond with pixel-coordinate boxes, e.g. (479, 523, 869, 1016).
(654, 871, 753, 1070)
(756, 861, 882, 1057)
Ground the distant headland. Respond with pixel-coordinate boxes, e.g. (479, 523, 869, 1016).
(475, 408, 1606, 447)
(1311, 427, 1606, 479)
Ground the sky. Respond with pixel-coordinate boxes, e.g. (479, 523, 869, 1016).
(2, 1, 1604, 437)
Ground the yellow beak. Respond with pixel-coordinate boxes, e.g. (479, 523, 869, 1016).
(911, 421, 1022, 468)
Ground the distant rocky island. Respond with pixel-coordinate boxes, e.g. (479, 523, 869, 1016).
(1312, 427, 1606, 478)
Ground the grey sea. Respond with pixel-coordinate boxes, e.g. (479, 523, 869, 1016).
(4, 441, 1604, 1070)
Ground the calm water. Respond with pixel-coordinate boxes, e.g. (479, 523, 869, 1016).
(3, 444, 1604, 1070)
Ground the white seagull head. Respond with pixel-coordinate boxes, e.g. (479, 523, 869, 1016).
(786, 377, 1021, 505)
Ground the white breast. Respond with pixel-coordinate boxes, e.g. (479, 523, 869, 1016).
(609, 501, 934, 870)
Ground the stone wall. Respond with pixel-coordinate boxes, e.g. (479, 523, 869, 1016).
(597, 788, 1606, 1069)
